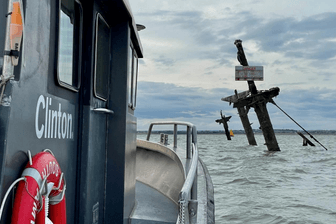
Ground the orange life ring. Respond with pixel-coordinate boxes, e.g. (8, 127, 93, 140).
(11, 151, 66, 224)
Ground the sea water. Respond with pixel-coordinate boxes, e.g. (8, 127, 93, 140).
(139, 133, 336, 224)
(198, 134, 336, 224)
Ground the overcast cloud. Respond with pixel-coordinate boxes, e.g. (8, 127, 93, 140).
(130, 0, 336, 131)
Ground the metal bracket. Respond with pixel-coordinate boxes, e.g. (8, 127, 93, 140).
(49, 173, 66, 205)
(43, 148, 55, 157)
(26, 150, 32, 166)
(159, 133, 169, 145)
(3, 50, 19, 57)
(53, 172, 64, 191)
(188, 199, 198, 224)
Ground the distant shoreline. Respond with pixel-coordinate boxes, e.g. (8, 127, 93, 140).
(137, 129, 336, 135)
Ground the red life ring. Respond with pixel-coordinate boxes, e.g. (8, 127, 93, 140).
(11, 151, 67, 224)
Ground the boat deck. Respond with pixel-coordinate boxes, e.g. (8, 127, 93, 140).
(131, 181, 178, 224)
(131, 140, 214, 223)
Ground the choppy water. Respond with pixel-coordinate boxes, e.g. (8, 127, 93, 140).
(197, 134, 336, 224)
(139, 133, 336, 223)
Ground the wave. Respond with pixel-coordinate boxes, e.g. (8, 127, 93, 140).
(293, 168, 307, 174)
(217, 156, 235, 161)
(221, 212, 286, 224)
(310, 157, 336, 164)
(226, 177, 259, 185)
(197, 134, 336, 223)
(286, 203, 332, 214)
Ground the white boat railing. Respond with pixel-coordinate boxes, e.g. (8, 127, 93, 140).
(176, 143, 198, 224)
(145, 121, 198, 224)
(146, 121, 197, 159)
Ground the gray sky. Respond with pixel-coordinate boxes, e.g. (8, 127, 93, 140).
(130, 0, 336, 131)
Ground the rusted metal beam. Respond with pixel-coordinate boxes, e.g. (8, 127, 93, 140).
(253, 100, 280, 151)
(237, 106, 257, 145)
(297, 132, 315, 146)
(234, 39, 257, 95)
(221, 90, 250, 105)
(215, 111, 232, 140)
(233, 88, 280, 109)
(224, 90, 257, 145)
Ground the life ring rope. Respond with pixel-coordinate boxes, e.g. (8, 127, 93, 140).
(0, 177, 25, 221)
(0, 149, 34, 221)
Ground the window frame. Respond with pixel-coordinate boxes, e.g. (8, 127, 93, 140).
(127, 45, 133, 107)
(131, 51, 139, 109)
(93, 13, 111, 101)
(56, 0, 82, 92)
(128, 43, 139, 110)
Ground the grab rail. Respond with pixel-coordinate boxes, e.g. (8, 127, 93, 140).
(177, 143, 198, 224)
(146, 121, 197, 159)
(145, 121, 198, 223)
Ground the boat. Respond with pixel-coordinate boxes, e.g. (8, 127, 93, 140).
(230, 130, 234, 137)
(0, 0, 215, 223)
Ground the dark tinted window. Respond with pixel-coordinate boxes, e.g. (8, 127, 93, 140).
(94, 14, 110, 100)
(57, 0, 81, 90)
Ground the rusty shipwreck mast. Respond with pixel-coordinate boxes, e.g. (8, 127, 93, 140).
(222, 40, 280, 151)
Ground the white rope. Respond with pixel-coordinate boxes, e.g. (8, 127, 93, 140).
(0, 177, 25, 221)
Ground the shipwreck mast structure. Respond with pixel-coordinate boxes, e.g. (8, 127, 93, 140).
(215, 110, 232, 140)
(222, 40, 281, 151)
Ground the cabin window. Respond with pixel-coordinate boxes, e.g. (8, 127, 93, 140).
(94, 14, 110, 100)
(132, 53, 139, 108)
(57, 0, 81, 90)
(58, 10, 73, 84)
(128, 45, 139, 109)
(128, 46, 133, 106)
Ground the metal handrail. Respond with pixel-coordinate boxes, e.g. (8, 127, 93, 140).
(177, 143, 198, 224)
(145, 121, 198, 223)
(146, 121, 197, 159)
(179, 143, 198, 198)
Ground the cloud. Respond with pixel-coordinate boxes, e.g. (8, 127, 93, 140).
(135, 81, 230, 118)
(273, 88, 336, 120)
(153, 55, 176, 67)
(140, 9, 336, 61)
(136, 81, 336, 130)
(135, 81, 237, 130)
(130, 1, 336, 131)
(244, 12, 336, 61)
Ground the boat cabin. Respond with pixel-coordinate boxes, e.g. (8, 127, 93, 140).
(0, 0, 142, 223)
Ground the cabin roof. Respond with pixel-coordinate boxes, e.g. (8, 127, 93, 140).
(97, 0, 144, 58)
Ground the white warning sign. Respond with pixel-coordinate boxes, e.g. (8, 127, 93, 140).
(235, 66, 263, 81)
